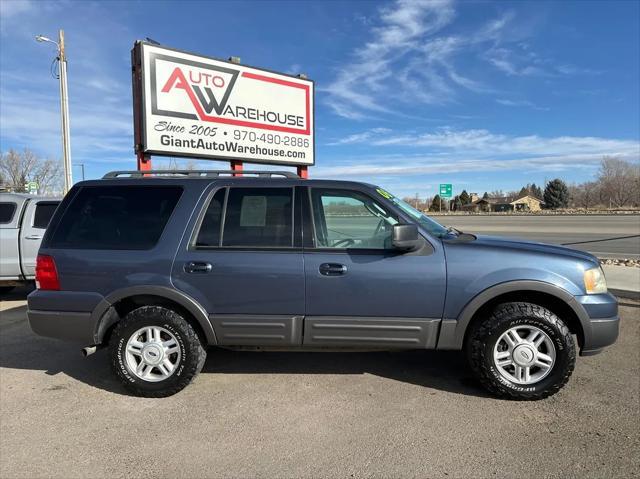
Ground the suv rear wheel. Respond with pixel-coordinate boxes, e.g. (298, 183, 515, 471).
(109, 306, 206, 397)
(466, 302, 576, 400)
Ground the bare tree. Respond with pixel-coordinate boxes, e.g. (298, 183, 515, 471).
(33, 159, 64, 194)
(0, 149, 63, 195)
(155, 158, 199, 170)
(597, 156, 640, 207)
(569, 181, 599, 209)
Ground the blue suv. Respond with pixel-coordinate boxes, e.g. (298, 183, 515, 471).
(27, 170, 619, 398)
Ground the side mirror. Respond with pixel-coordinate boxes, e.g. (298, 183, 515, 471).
(392, 224, 423, 252)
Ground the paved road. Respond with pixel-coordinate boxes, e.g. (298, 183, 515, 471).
(1, 288, 638, 478)
(437, 215, 640, 258)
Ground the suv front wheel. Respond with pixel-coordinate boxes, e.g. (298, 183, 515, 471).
(466, 302, 576, 400)
(109, 306, 207, 397)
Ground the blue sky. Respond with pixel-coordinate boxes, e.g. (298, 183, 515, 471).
(1, 0, 638, 198)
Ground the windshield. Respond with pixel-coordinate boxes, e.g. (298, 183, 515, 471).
(374, 187, 450, 238)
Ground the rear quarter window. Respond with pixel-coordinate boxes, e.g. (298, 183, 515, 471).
(48, 186, 182, 250)
(0, 202, 17, 224)
(33, 202, 60, 229)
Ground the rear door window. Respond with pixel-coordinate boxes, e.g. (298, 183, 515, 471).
(195, 189, 226, 247)
(32, 202, 60, 229)
(48, 186, 182, 250)
(221, 188, 293, 247)
(0, 202, 17, 224)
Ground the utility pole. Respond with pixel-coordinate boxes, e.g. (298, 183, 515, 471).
(36, 30, 72, 193)
(74, 163, 85, 181)
(58, 30, 72, 193)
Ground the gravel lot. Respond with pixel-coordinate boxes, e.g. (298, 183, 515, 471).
(1, 287, 638, 479)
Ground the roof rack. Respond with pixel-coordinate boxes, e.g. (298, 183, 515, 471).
(102, 170, 299, 179)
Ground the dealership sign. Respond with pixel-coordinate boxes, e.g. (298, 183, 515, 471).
(132, 42, 314, 165)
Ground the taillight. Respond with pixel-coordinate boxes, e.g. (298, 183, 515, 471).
(35, 254, 60, 290)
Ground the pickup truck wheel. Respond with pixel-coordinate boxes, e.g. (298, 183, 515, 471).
(109, 306, 206, 398)
(466, 302, 576, 400)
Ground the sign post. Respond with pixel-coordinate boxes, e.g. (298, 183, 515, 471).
(439, 183, 452, 213)
(131, 41, 314, 176)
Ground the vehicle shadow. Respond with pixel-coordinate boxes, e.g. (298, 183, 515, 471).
(0, 304, 489, 398)
(0, 284, 35, 301)
(202, 348, 489, 397)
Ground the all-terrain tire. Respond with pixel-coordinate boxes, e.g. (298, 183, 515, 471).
(109, 306, 207, 397)
(466, 302, 576, 400)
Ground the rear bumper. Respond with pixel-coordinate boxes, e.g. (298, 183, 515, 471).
(28, 309, 97, 344)
(574, 293, 619, 356)
(27, 290, 104, 344)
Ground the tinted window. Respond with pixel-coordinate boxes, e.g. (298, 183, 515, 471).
(222, 188, 293, 247)
(49, 186, 182, 250)
(311, 189, 397, 249)
(195, 189, 226, 247)
(33, 202, 59, 229)
(0, 202, 17, 224)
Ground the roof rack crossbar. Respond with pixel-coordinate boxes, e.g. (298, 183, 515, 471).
(102, 170, 299, 179)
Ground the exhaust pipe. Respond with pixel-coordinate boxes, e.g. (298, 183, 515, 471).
(81, 345, 102, 357)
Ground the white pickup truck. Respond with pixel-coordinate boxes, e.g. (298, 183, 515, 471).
(0, 193, 61, 294)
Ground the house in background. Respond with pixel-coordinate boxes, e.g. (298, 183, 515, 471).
(510, 194, 544, 212)
(462, 194, 544, 212)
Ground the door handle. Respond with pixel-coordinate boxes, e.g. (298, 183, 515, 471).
(319, 263, 347, 276)
(25, 235, 43, 240)
(184, 261, 213, 274)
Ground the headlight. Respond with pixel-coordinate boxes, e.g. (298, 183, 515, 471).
(584, 267, 607, 294)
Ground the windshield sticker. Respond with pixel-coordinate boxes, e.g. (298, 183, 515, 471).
(376, 188, 393, 200)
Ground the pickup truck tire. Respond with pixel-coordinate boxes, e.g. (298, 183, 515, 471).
(466, 302, 576, 400)
(109, 306, 207, 398)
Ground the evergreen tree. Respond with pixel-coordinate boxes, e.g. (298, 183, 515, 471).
(482, 191, 489, 199)
(518, 186, 528, 198)
(459, 190, 470, 205)
(429, 194, 442, 212)
(531, 183, 543, 199)
(543, 179, 570, 209)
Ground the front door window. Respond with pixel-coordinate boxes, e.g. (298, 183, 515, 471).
(310, 189, 398, 249)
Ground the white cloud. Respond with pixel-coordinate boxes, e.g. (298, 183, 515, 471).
(0, 1, 136, 171)
(320, 127, 639, 178)
(496, 98, 549, 111)
(316, 152, 636, 179)
(0, 0, 34, 19)
(323, 2, 517, 119)
(324, 3, 599, 119)
(324, 0, 456, 119)
(0, 86, 133, 156)
(327, 127, 392, 145)
(484, 46, 545, 76)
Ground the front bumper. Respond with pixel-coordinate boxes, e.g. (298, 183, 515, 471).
(574, 293, 619, 356)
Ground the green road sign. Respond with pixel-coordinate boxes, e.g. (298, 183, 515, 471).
(27, 181, 38, 194)
(439, 183, 452, 198)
